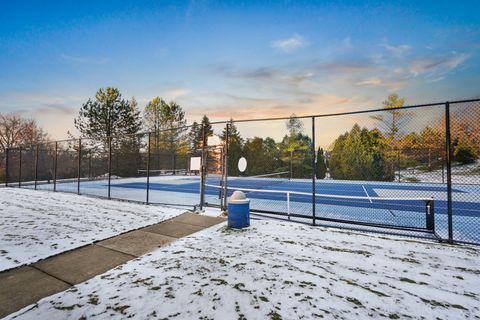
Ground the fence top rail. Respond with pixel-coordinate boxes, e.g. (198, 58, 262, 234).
(209, 98, 480, 124)
(8, 98, 480, 150)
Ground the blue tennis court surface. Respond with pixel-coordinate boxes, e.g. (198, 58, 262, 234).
(24, 174, 480, 242)
(114, 177, 478, 218)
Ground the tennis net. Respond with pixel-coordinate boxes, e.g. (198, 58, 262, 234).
(138, 169, 188, 176)
(205, 183, 435, 231)
(222, 171, 291, 189)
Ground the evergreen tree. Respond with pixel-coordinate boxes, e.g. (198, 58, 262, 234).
(281, 115, 311, 178)
(370, 93, 407, 143)
(143, 97, 187, 171)
(186, 115, 213, 153)
(143, 97, 163, 147)
(220, 119, 243, 176)
(243, 137, 265, 176)
(144, 97, 187, 153)
(370, 94, 409, 177)
(74, 87, 141, 141)
(188, 121, 202, 155)
(263, 137, 282, 174)
(328, 124, 392, 181)
(315, 147, 327, 179)
(419, 126, 443, 171)
(280, 133, 312, 179)
(201, 115, 213, 143)
(286, 114, 304, 136)
(454, 137, 478, 164)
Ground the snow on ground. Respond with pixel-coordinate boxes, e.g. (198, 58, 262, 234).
(401, 161, 480, 185)
(0, 188, 186, 272)
(8, 220, 480, 320)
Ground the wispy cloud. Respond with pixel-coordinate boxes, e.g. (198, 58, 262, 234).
(36, 104, 77, 115)
(409, 53, 469, 76)
(164, 88, 190, 99)
(215, 65, 315, 86)
(318, 61, 376, 74)
(270, 34, 308, 53)
(355, 78, 382, 86)
(60, 54, 109, 65)
(185, 91, 352, 121)
(382, 42, 411, 57)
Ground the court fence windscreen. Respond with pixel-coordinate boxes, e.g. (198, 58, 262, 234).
(4, 99, 480, 244)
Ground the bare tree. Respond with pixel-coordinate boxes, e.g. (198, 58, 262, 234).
(0, 113, 49, 181)
(0, 114, 48, 151)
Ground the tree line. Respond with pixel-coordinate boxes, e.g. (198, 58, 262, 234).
(1, 89, 478, 183)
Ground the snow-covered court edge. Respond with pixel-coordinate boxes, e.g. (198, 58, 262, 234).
(7, 220, 480, 320)
(0, 188, 186, 272)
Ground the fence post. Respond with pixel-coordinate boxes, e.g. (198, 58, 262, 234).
(312, 116, 316, 226)
(88, 152, 92, 179)
(108, 136, 112, 199)
(445, 102, 453, 243)
(18, 147, 22, 188)
(397, 150, 401, 182)
(222, 123, 229, 211)
(77, 139, 81, 194)
(5, 147, 9, 187)
(199, 124, 207, 210)
(173, 153, 176, 175)
(426, 199, 435, 232)
(53, 142, 58, 191)
(146, 132, 151, 204)
(287, 192, 291, 220)
(35, 144, 39, 190)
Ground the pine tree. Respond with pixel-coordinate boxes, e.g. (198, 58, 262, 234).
(188, 121, 202, 155)
(143, 97, 188, 171)
(201, 115, 213, 141)
(286, 114, 304, 136)
(74, 87, 141, 140)
(419, 126, 443, 171)
(144, 97, 187, 153)
(315, 147, 327, 179)
(220, 119, 243, 176)
(328, 124, 392, 181)
(454, 137, 478, 164)
(281, 115, 311, 178)
(370, 94, 407, 143)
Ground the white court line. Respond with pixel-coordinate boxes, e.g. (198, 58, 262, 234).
(362, 185, 372, 203)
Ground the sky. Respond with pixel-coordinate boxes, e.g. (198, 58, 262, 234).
(0, 0, 479, 142)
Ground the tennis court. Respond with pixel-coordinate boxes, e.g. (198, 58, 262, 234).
(24, 172, 475, 242)
(6, 99, 480, 244)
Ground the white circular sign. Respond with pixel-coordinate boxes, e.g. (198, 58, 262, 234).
(238, 157, 247, 172)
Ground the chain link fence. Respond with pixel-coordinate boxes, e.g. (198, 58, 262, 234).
(4, 99, 480, 244)
(449, 100, 480, 243)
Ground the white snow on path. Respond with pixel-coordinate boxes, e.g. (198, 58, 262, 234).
(0, 188, 186, 272)
(8, 221, 480, 320)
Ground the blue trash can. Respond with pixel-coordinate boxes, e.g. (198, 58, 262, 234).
(228, 191, 250, 229)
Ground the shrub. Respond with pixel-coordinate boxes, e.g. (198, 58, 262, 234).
(454, 138, 478, 164)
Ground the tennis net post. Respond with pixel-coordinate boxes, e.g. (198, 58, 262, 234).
(426, 198, 435, 232)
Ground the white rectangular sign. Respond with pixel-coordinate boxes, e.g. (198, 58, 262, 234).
(190, 157, 201, 171)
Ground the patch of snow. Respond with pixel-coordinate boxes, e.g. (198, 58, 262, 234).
(197, 206, 224, 217)
(8, 220, 480, 319)
(401, 161, 480, 185)
(0, 188, 185, 272)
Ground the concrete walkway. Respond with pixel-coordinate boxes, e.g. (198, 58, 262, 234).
(0, 212, 225, 318)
